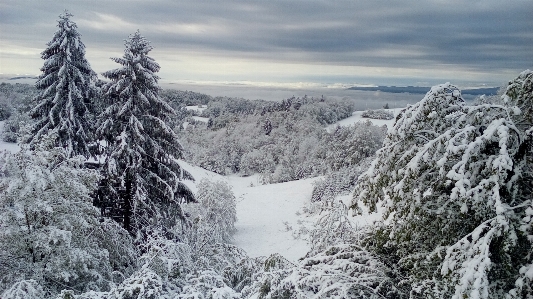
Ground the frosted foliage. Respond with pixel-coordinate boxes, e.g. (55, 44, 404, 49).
(0, 144, 136, 296)
(138, 233, 194, 282)
(178, 270, 240, 299)
(97, 30, 194, 233)
(309, 201, 357, 256)
(176, 180, 239, 272)
(243, 245, 403, 299)
(1, 280, 45, 299)
(361, 109, 394, 120)
(504, 70, 533, 127)
(103, 269, 163, 299)
(73, 235, 247, 298)
(186, 179, 237, 244)
(353, 76, 533, 298)
(28, 11, 97, 158)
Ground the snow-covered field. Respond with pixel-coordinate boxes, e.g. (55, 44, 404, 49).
(180, 161, 317, 262)
(191, 116, 209, 123)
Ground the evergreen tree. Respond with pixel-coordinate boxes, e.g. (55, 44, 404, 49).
(96, 31, 194, 235)
(353, 74, 533, 298)
(28, 11, 98, 158)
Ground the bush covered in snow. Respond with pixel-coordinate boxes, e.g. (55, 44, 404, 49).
(0, 83, 38, 143)
(243, 245, 404, 299)
(361, 109, 394, 120)
(182, 179, 237, 246)
(311, 157, 374, 205)
(1, 111, 31, 143)
(0, 143, 136, 297)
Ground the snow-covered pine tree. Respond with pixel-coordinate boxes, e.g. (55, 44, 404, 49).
(96, 31, 194, 235)
(27, 11, 98, 158)
(352, 72, 533, 298)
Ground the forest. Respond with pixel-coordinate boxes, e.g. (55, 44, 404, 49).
(0, 11, 532, 299)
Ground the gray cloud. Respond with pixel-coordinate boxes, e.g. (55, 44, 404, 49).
(1, 0, 531, 85)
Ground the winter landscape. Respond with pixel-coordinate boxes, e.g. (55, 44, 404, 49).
(1, 1, 532, 299)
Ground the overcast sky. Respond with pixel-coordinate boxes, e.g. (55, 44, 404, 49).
(1, 0, 532, 87)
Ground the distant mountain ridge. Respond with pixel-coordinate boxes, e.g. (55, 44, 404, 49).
(347, 85, 499, 96)
(8, 76, 38, 80)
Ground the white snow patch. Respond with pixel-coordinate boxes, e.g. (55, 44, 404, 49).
(228, 175, 318, 262)
(192, 116, 209, 123)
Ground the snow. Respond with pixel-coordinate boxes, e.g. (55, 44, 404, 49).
(227, 175, 316, 262)
(179, 161, 315, 262)
(192, 116, 209, 123)
(326, 108, 403, 132)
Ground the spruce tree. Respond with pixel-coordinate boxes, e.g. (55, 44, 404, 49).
(28, 11, 98, 158)
(96, 31, 194, 235)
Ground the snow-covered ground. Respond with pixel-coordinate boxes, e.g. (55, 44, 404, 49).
(326, 108, 403, 132)
(180, 161, 316, 262)
(227, 175, 316, 261)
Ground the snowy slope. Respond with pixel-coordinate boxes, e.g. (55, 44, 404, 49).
(227, 175, 317, 262)
(180, 161, 316, 262)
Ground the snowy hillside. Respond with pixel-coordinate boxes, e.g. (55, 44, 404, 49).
(0, 115, 387, 264)
(0, 122, 376, 264)
(180, 161, 318, 262)
(181, 150, 385, 262)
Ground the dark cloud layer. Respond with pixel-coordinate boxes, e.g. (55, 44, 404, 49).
(1, 0, 531, 86)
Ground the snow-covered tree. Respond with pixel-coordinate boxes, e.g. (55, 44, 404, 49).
(0, 141, 136, 296)
(308, 201, 358, 257)
(96, 31, 194, 235)
(242, 246, 403, 299)
(1, 280, 45, 299)
(183, 179, 237, 246)
(353, 73, 533, 298)
(27, 11, 98, 158)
